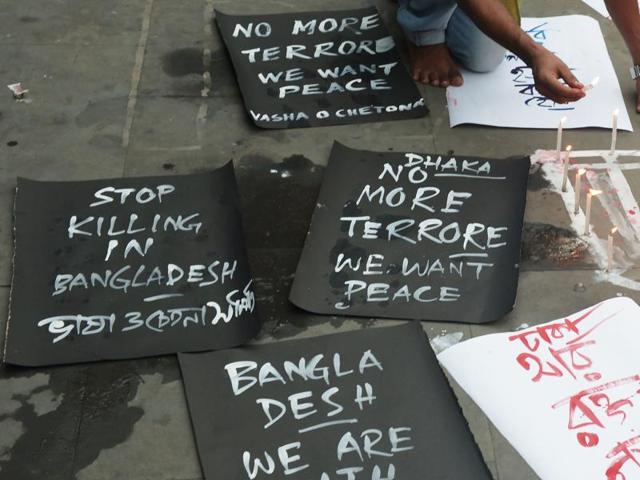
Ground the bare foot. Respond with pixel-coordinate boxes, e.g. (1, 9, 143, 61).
(408, 42, 464, 88)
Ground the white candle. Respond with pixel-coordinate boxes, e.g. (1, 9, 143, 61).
(556, 116, 567, 161)
(610, 109, 619, 154)
(583, 76, 600, 91)
(574, 168, 586, 214)
(584, 189, 602, 235)
(562, 145, 572, 192)
(607, 227, 618, 271)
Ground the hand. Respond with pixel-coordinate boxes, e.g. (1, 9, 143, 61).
(529, 48, 586, 104)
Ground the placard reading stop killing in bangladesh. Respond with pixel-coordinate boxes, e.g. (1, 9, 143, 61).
(215, 7, 427, 128)
(3, 165, 260, 366)
(290, 143, 530, 324)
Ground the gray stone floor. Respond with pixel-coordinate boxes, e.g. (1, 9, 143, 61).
(1, 0, 639, 478)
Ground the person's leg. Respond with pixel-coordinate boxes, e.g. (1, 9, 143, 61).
(397, 0, 464, 87)
(446, 7, 506, 73)
(397, 0, 456, 46)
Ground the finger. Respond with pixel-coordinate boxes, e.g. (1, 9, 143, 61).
(542, 74, 585, 102)
(535, 83, 556, 101)
(537, 83, 569, 105)
(558, 63, 583, 89)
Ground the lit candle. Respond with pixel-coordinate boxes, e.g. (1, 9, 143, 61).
(574, 168, 586, 214)
(556, 116, 567, 161)
(610, 108, 619, 154)
(582, 76, 600, 91)
(562, 145, 572, 192)
(584, 189, 602, 235)
(607, 227, 618, 271)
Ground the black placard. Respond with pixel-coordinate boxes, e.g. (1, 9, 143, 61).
(215, 7, 427, 128)
(179, 322, 491, 480)
(4, 164, 260, 366)
(290, 142, 530, 323)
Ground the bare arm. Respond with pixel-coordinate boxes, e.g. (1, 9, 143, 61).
(457, 0, 586, 103)
(605, 0, 640, 111)
(606, 0, 640, 61)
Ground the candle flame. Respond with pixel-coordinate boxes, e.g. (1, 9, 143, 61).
(590, 189, 603, 196)
(583, 77, 600, 91)
(611, 227, 618, 234)
(613, 108, 619, 116)
(560, 116, 567, 124)
(566, 145, 573, 152)
(578, 168, 586, 176)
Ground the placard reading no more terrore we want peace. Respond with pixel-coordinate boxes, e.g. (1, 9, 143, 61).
(215, 7, 427, 128)
(3, 165, 259, 366)
(290, 143, 530, 324)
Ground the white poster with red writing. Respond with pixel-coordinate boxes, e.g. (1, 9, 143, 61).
(438, 297, 640, 480)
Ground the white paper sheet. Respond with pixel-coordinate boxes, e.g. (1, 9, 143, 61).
(438, 297, 640, 480)
(447, 16, 632, 131)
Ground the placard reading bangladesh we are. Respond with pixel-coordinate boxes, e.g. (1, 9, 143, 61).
(179, 323, 491, 480)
